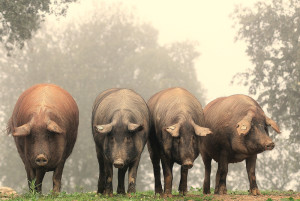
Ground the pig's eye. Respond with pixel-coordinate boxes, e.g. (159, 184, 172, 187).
(248, 126, 254, 134)
(47, 130, 57, 135)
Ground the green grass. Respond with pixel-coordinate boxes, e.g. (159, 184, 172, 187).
(260, 190, 298, 196)
(190, 187, 300, 196)
(2, 189, 300, 201)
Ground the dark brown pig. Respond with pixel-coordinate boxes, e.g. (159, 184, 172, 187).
(7, 84, 79, 193)
(147, 87, 212, 197)
(200, 94, 281, 195)
(92, 88, 149, 195)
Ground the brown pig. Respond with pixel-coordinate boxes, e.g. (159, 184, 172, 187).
(200, 94, 281, 195)
(147, 87, 212, 197)
(7, 84, 79, 193)
(92, 88, 150, 195)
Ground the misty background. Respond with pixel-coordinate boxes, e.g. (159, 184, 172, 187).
(0, 0, 299, 193)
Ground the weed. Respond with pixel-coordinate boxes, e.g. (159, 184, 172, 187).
(280, 197, 297, 201)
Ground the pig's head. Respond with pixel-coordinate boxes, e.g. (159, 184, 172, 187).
(94, 112, 145, 168)
(12, 112, 66, 169)
(164, 119, 212, 169)
(233, 110, 281, 154)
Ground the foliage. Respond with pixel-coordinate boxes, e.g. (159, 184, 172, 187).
(0, 1, 206, 193)
(231, 0, 300, 141)
(0, 0, 76, 53)
(231, 0, 300, 192)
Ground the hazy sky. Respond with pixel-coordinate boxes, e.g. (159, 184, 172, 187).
(64, 0, 260, 102)
(126, 0, 257, 102)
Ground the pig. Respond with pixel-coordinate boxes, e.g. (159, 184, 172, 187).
(200, 94, 281, 195)
(91, 88, 149, 195)
(147, 87, 212, 197)
(7, 84, 79, 193)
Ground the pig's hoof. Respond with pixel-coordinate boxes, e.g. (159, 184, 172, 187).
(179, 190, 187, 195)
(126, 193, 133, 197)
(103, 190, 113, 197)
(163, 193, 172, 198)
(203, 188, 211, 194)
(155, 187, 163, 195)
(117, 188, 125, 194)
(127, 189, 136, 194)
(250, 188, 261, 196)
(215, 185, 227, 195)
(51, 191, 59, 196)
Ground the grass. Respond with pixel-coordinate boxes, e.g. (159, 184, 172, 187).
(2, 188, 300, 201)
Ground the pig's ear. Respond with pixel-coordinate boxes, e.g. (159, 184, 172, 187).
(190, 120, 212, 136)
(165, 123, 180, 137)
(128, 123, 143, 133)
(194, 125, 212, 136)
(47, 120, 65, 134)
(12, 123, 31, 137)
(266, 116, 281, 134)
(95, 124, 112, 134)
(236, 111, 255, 135)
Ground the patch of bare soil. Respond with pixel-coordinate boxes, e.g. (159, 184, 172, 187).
(0, 187, 17, 200)
(181, 193, 300, 201)
(211, 194, 300, 201)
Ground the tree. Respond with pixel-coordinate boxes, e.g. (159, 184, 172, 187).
(231, 0, 300, 191)
(0, 0, 76, 53)
(0, 2, 206, 193)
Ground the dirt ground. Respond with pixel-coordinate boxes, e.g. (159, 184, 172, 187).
(181, 193, 300, 201)
(208, 194, 300, 201)
(1, 188, 299, 200)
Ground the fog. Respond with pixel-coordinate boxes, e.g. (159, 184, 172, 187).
(0, 0, 299, 194)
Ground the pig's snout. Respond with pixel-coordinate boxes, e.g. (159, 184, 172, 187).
(182, 159, 193, 169)
(113, 159, 124, 168)
(265, 142, 275, 150)
(35, 154, 48, 166)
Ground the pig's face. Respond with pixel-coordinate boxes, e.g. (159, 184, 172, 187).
(13, 117, 66, 169)
(95, 118, 144, 168)
(244, 122, 275, 154)
(172, 125, 198, 169)
(164, 120, 212, 169)
(233, 111, 280, 155)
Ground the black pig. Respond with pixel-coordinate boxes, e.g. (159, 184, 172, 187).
(147, 87, 212, 197)
(92, 88, 149, 195)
